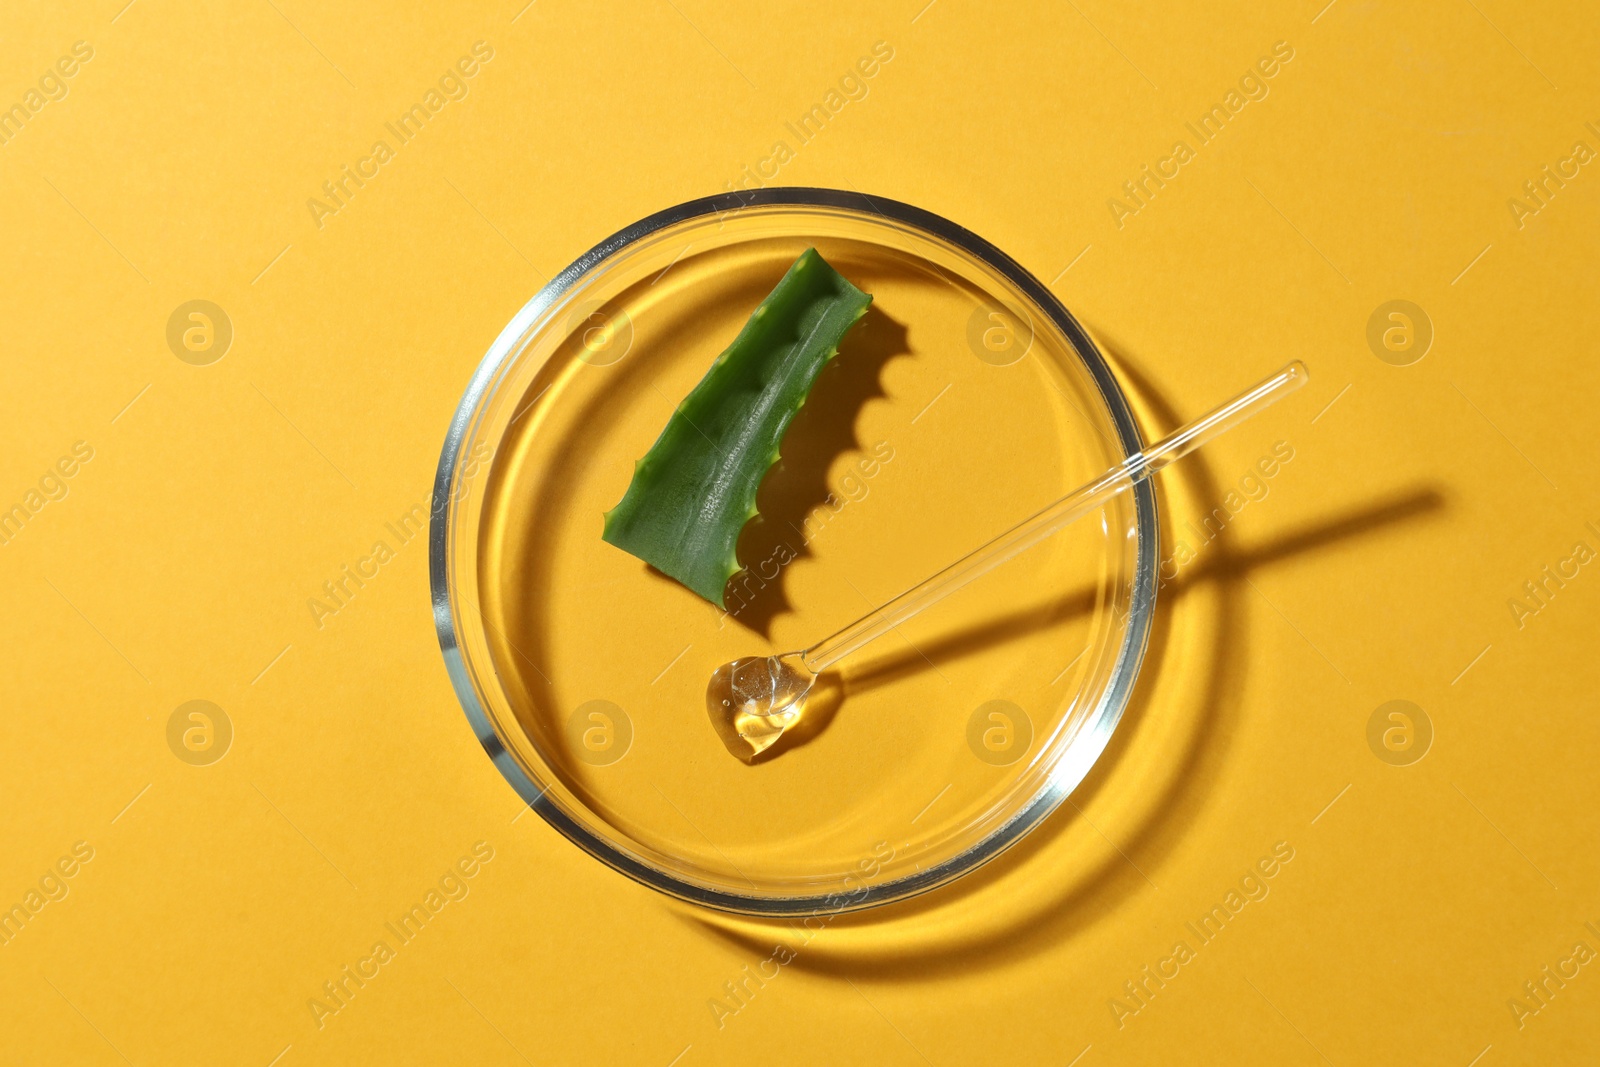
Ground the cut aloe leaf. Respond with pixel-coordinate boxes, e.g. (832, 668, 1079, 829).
(602, 248, 872, 606)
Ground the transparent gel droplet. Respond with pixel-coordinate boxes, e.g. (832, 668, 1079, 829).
(706, 653, 816, 762)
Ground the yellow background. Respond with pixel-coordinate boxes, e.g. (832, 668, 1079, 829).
(3, 0, 1597, 1063)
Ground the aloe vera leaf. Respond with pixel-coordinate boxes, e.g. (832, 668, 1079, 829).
(602, 248, 872, 606)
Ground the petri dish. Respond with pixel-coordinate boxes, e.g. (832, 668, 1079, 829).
(430, 188, 1157, 915)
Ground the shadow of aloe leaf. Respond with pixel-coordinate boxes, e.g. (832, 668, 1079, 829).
(724, 307, 911, 636)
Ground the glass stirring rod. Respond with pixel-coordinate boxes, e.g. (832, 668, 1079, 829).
(706, 360, 1309, 761)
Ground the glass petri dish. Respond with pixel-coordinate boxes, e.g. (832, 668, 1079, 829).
(430, 188, 1157, 915)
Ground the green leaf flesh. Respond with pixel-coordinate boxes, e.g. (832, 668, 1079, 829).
(601, 248, 872, 606)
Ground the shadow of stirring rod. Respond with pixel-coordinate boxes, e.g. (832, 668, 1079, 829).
(707, 361, 1310, 761)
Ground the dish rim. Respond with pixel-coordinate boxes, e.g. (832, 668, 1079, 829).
(429, 187, 1159, 915)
